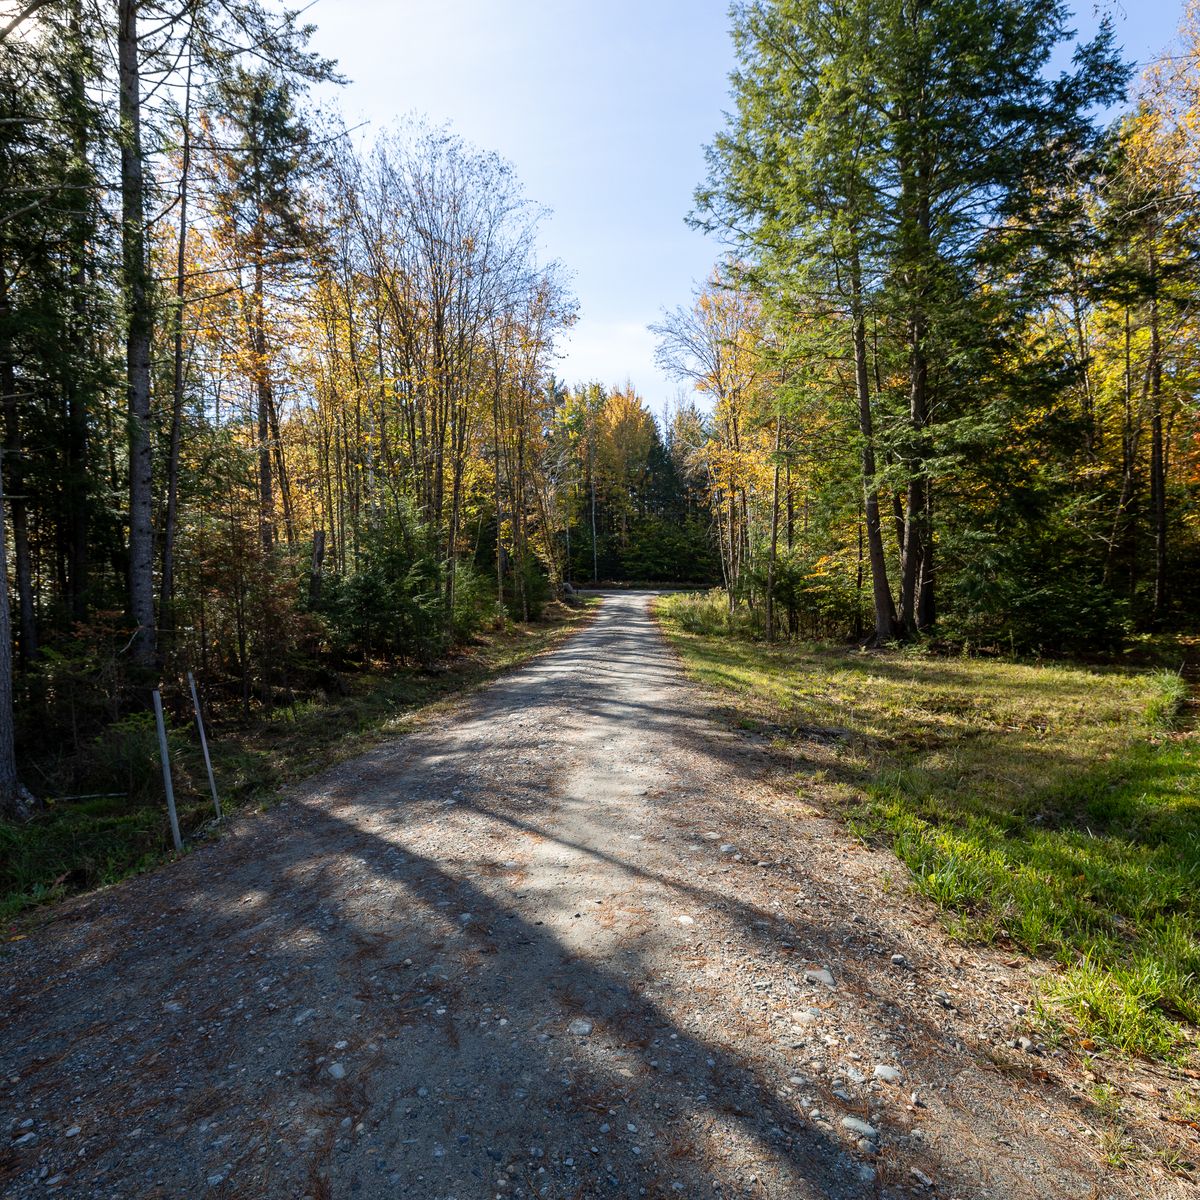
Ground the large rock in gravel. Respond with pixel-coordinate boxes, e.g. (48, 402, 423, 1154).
(840, 1116, 878, 1140)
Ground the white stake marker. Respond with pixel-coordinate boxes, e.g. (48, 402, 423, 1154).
(188, 671, 220, 820)
(152, 689, 183, 852)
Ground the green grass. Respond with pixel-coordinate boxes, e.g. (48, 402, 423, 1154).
(656, 591, 1200, 1063)
(1, 601, 597, 926)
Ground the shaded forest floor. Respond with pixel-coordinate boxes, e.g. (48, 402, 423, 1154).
(655, 596, 1200, 1071)
(1, 599, 599, 925)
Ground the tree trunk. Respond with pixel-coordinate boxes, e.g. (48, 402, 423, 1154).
(785, 459, 797, 636)
(118, 0, 156, 667)
(850, 251, 898, 643)
(855, 499, 864, 641)
(492, 377, 505, 621)
(892, 486, 905, 561)
(917, 484, 935, 631)
(516, 422, 528, 622)
(309, 529, 325, 606)
(898, 330, 929, 634)
(161, 48, 192, 639)
(65, 0, 90, 624)
(589, 431, 598, 583)
(897, 139, 934, 636)
(0, 259, 35, 661)
(0, 452, 35, 820)
(1104, 306, 1139, 587)
(444, 406, 465, 629)
(267, 392, 296, 545)
(764, 414, 782, 642)
(253, 259, 274, 551)
(1149, 284, 1167, 623)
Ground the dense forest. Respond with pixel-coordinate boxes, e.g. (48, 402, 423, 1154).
(672, 0, 1200, 650)
(1, 0, 1199, 820)
(0, 1, 720, 819)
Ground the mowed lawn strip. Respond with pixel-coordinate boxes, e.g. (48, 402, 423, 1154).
(1, 600, 598, 924)
(655, 592, 1199, 1064)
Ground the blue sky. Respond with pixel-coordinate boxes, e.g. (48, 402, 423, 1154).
(310, 0, 1189, 408)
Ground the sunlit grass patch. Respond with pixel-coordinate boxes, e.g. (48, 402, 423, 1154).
(1047, 952, 1181, 1060)
(656, 592, 1200, 1062)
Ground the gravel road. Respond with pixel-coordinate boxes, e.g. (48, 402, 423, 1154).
(1, 592, 1181, 1198)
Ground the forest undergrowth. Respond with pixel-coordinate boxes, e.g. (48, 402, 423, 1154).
(0, 599, 596, 927)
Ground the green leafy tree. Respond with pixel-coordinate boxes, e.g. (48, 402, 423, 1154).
(697, 0, 1127, 639)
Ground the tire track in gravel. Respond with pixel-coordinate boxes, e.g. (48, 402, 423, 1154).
(1, 592, 1167, 1198)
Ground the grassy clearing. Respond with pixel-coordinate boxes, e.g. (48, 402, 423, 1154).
(656, 590, 1200, 1063)
(1, 601, 597, 925)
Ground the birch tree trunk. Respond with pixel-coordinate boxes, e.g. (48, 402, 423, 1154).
(118, 0, 156, 667)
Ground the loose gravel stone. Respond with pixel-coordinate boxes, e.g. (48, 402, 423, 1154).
(840, 1116, 878, 1140)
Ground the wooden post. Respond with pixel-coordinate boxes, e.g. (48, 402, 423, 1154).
(188, 670, 220, 820)
(152, 689, 182, 851)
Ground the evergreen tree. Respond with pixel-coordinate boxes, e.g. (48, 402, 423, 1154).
(208, 65, 320, 552)
(697, 0, 1127, 638)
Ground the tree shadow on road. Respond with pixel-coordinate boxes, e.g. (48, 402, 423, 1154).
(0, 596, 1142, 1199)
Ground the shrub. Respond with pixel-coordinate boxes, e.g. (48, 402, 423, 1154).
(322, 504, 448, 664)
(450, 561, 490, 638)
(659, 589, 759, 638)
(939, 527, 1131, 654)
(509, 554, 551, 621)
(80, 711, 191, 805)
(760, 547, 865, 640)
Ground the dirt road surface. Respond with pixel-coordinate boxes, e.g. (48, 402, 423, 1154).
(1, 593, 1177, 1198)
